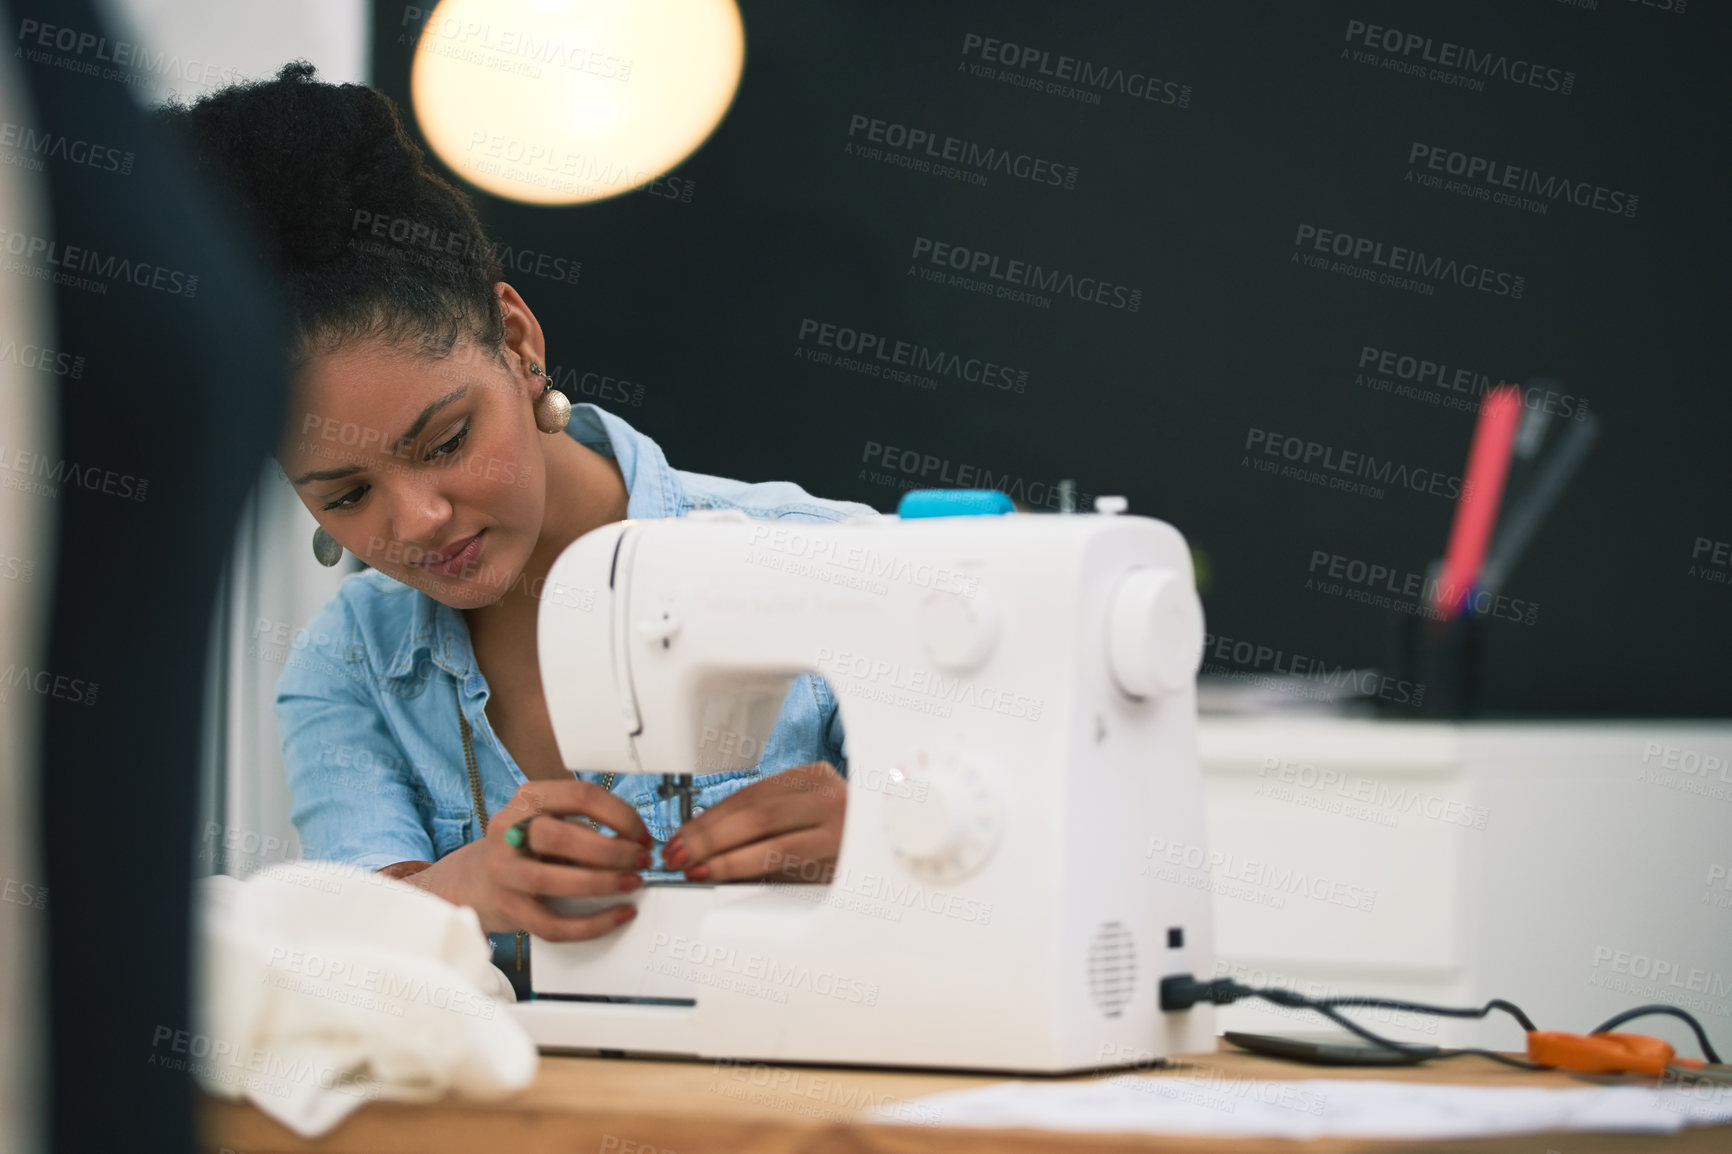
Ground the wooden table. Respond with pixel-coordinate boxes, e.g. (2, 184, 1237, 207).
(202, 1042, 1732, 1153)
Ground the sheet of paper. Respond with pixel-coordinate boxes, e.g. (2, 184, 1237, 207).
(878, 1074, 1732, 1139)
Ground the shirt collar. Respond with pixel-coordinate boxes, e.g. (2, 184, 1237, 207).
(373, 403, 682, 679)
(566, 401, 680, 520)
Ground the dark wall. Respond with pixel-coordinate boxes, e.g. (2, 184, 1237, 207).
(374, 0, 1731, 716)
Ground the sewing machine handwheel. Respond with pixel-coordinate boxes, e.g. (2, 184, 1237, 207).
(1106, 567, 1204, 700)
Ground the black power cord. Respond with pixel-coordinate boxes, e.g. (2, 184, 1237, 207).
(1159, 975, 1723, 1072)
(1589, 1005, 1723, 1065)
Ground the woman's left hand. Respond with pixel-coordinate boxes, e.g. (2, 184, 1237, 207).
(661, 761, 845, 883)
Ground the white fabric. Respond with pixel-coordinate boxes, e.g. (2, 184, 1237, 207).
(194, 861, 537, 1137)
(887, 1075, 1732, 1140)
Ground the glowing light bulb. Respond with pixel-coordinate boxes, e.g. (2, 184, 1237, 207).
(411, 0, 745, 205)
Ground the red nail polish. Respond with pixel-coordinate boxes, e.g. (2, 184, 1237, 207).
(618, 874, 643, 892)
(664, 845, 688, 869)
(616, 904, 637, 921)
(685, 864, 711, 881)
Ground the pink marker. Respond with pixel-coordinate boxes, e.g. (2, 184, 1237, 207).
(1433, 386, 1522, 618)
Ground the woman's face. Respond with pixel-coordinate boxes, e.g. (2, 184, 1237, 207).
(278, 316, 549, 610)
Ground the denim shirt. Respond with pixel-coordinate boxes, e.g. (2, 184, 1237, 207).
(274, 403, 880, 876)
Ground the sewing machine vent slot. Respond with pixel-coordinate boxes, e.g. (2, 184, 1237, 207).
(1086, 921, 1137, 1018)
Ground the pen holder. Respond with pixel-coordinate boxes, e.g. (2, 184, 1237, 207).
(1378, 608, 1482, 719)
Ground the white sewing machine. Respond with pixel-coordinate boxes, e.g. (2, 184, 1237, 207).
(511, 491, 1217, 1072)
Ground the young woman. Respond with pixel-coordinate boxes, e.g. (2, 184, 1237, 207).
(160, 63, 872, 959)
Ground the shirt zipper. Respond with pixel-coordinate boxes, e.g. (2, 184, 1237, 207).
(458, 696, 525, 968)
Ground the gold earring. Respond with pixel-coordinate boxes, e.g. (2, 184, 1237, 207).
(530, 362, 571, 433)
(312, 526, 343, 567)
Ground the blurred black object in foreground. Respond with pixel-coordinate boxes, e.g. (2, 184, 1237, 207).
(10, 1, 290, 1150)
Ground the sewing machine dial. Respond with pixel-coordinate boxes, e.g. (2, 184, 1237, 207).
(880, 750, 1002, 884)
(1106, 567, 1205, 700)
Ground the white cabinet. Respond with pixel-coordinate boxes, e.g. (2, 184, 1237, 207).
(1197, 718, 1732, 1057)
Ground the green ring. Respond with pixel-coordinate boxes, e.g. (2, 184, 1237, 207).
(505, 824, 526, 848)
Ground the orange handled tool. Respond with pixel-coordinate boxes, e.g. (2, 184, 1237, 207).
(1527, 1031, 1704, 1076)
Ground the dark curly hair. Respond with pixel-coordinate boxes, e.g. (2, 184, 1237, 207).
(156, 61, 505, 364)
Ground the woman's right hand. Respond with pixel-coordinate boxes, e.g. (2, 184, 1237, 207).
(426, 779, 655, 941)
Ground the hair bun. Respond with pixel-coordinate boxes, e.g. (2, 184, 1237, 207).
(157, 61, 504, 359)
